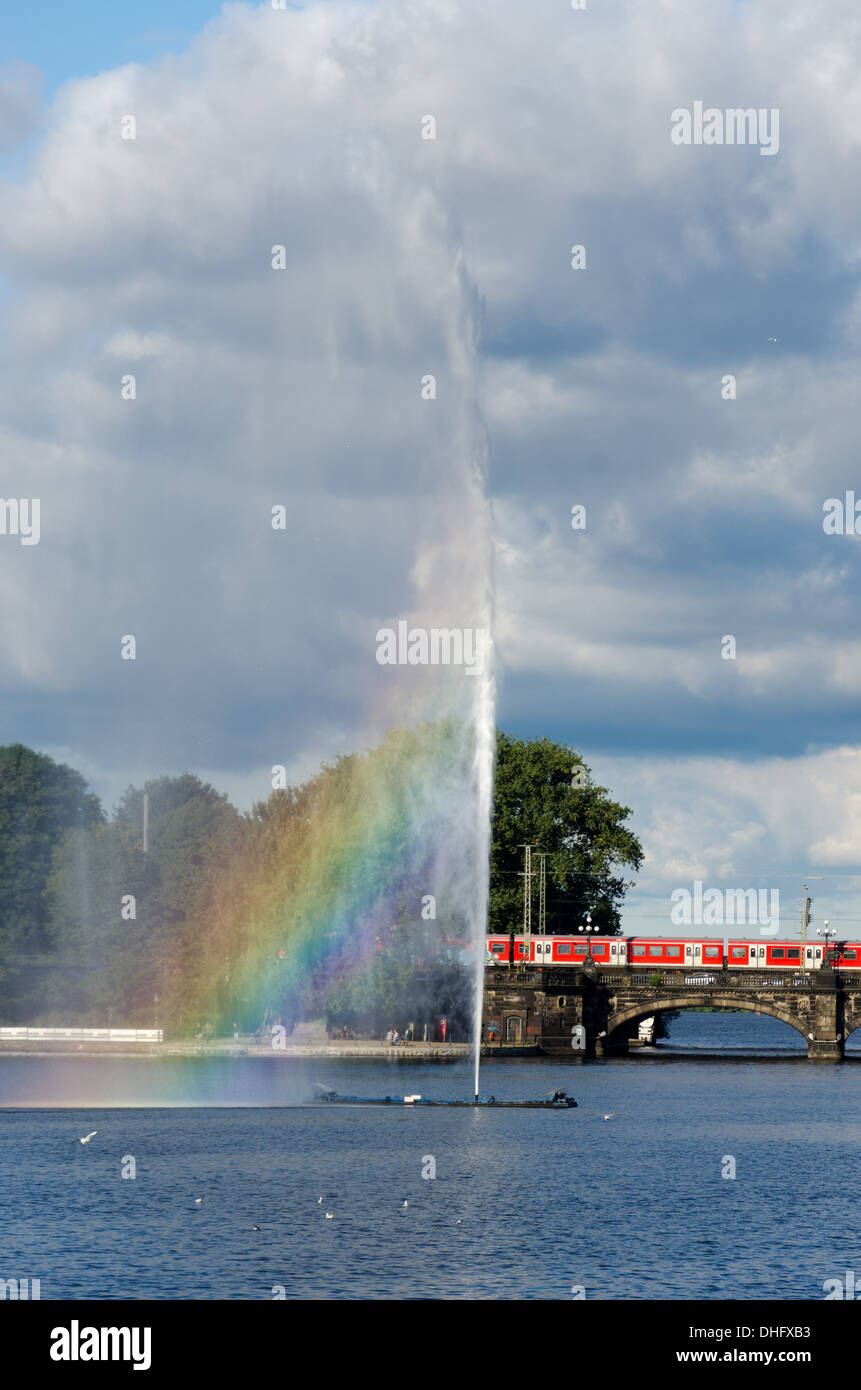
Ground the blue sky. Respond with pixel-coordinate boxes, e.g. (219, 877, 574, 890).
(8, 2, 229, 93)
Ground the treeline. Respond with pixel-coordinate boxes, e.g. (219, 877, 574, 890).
(0, 732, 642, 1035)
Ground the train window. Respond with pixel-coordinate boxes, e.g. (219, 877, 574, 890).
(631, 945, 646, 957)
(788, 949, 800, 960)
(666, 945, 681, 958)
(771, 948, 785, 959)
(573, 943, 587, 954)
(844, 950, 857, 961)
(557, 944, 571, 955)
(648, 945, 664, 958)
(490, 944, 505, 954)
(704, 946, 720, 958)
(730, 947, 747, 960)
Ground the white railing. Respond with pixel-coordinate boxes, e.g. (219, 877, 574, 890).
(0, 1027, 163, 1042)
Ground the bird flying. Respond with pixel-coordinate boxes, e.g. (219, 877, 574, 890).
(79, 1131, 97, 1144)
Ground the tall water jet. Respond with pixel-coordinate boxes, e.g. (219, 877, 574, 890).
(470, 656, 496, 1099)
(425, 255, 497, 1102)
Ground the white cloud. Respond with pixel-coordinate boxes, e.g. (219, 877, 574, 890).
(595, 745, 861, 931)
(2, 0, 861, 925)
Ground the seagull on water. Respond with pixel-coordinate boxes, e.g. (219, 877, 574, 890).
(78, 1131, 97, 1144)
(597, 1113, 620, 1121)
(401, 1201, 408, 1209)
(325, 1212, 334, 1220)
(767, 337, 781, 343)
(194, 1197, 203, 1207)
(252, 1225, 261, 1231)
(317, 1197, 324, 1204)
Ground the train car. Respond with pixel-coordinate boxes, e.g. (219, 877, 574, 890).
(627, 938, 723, 969)
(486, 936, 511, 964)
(486, 935, 630, 966)
(725, 941, 861, 972)
(828, 943, 861, 970)
(487, 935, 729, 969)
(485, 935, 542, 965)
(725, 940, 811, 970)
(533, 936, 628, 966)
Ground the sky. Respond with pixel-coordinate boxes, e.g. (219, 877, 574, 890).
(4, 3, 233, 94)
(2, 0, 861, 935)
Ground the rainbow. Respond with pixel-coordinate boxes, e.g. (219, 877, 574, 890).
(162, 720, 479, 1035)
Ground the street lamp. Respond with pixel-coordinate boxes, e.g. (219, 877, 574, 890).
(578, 913, 600, 960)
(817, 920, 837, 970)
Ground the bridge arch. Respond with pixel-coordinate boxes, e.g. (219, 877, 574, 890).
(606, 994, 809, 1048)
(839, 1010, 861, 1043)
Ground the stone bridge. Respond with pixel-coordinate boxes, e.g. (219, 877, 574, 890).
(482, 964, 861, 1060)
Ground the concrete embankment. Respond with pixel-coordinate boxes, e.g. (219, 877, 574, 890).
(0, 1038, 473, 1061)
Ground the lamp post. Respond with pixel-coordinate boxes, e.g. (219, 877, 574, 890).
(578, 914, 600, 961)
(817, 920, 837, 970)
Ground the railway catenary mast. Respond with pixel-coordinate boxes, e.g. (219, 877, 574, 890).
(800, 881, 811, 954)
(521, 844, 533, 966)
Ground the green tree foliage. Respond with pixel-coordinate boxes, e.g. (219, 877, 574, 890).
(199, 723, 466, 1035)
(41, 823, 155, 1022)
(4, 731, 643, 1031)
(42, 776, 243, 1027)
(489, 732, 642, 935)
(0, 744, 103, 954)
(114, 775, 228, 843)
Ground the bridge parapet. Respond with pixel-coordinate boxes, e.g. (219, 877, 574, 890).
(602, 970, 817, 991)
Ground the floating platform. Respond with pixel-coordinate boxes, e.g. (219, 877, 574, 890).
(313, 1086, 577, 1109)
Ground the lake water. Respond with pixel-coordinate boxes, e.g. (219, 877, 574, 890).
(2, 1010, 859, 1300)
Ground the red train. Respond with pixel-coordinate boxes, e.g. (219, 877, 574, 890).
(485, 935, 856, 971)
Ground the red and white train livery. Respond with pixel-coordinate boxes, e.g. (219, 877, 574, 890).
(485, 935, 859, 971)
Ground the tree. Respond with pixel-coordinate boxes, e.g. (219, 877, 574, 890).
(115, 774, 228, 842)
(5, 727, 645, 1032)
(0, 744, 103, 954)
(42, 775, 243, 1028)
(41, 822, 156, 1023)
(489, 732, 642, 935)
